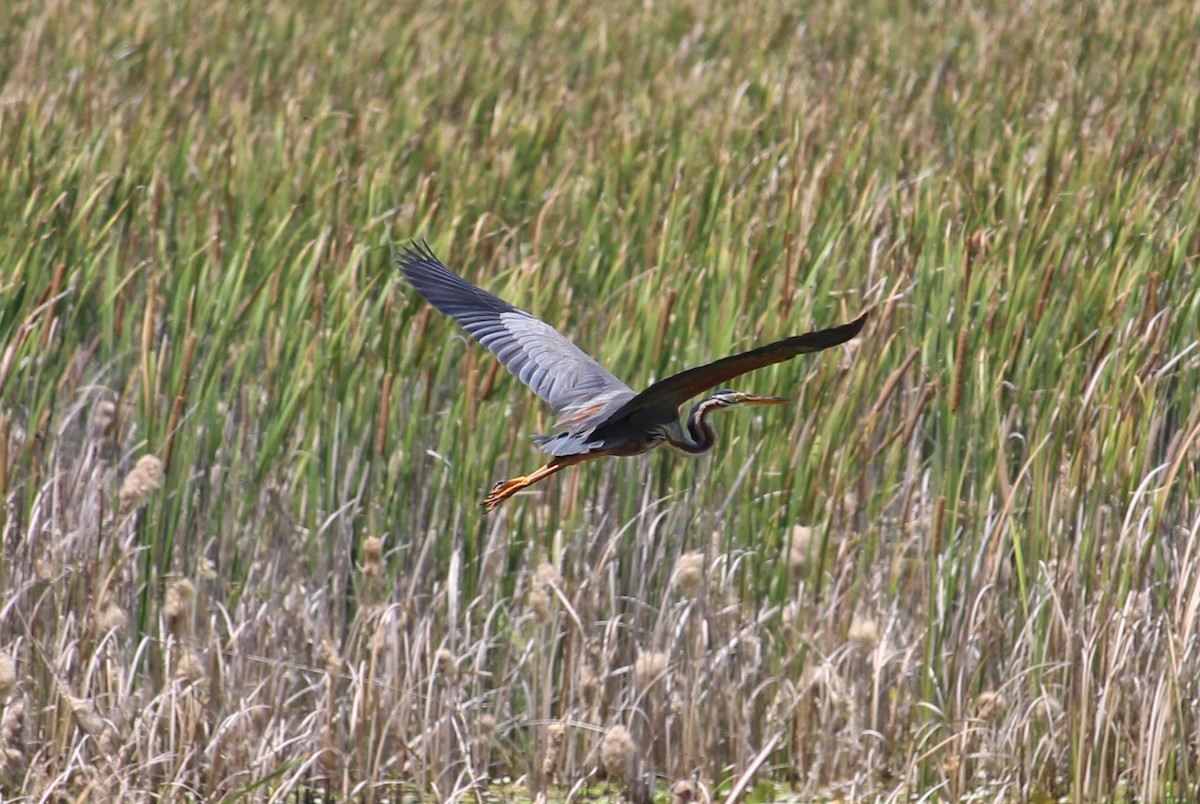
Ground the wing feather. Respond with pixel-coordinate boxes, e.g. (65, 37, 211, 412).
(399, 240, 867, 459)
(396, 241, 635, 421)
(596, 311, 869, 427)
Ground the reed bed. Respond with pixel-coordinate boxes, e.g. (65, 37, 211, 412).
(1, 0, 1199, 799)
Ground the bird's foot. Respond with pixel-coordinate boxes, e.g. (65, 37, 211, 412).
(482, 476, 530, 512)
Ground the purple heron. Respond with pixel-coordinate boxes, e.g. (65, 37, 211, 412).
(398, 241, 867, 511)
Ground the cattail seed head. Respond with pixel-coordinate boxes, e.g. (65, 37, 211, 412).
(198, 557, 217, 581)
(975, 690, 1005, 720)
(0, 698, 25, 782)
(781, 599, 801, 630)
(802, 662, 848, 702)
(0, 747, 22, 776)
(669, 690, 683, 715)
(69, 696, 105, 737)
(579, 664, 599, 701)
(633, 650, 667, 687)
(164, 578, 195, 638)
(322, 637, 343, 674)
(528, 586, 551, 624)
(788, 525, 813, 573)
(362, 536, 384, 578)
(535, 561, 561, 588)
(599, 724, 636, 781)
(91, 400, 117, 440)
(1034, 695, 1063, 726)
(119, 454, 164, 512)
(175, 651, 206, 684)
(370, 622, 387, 653)
(542, 721, 566, 777)
(0, 653, 15, 699)
(670, 780, 696, 804)
(96, 601, 128, 633)
(1, 699, 23, 742)
(435, 648, 457, 676)
(362, 536, 383, 563)
(475, 713, 496, 764)
(848, 614, 879, 650)
(673, 552, 704, 598)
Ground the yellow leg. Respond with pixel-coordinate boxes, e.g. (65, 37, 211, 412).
(482, 455, 585, 511)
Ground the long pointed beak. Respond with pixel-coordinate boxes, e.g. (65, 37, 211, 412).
(737, 394, 790, 406)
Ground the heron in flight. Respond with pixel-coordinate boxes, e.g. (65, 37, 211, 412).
(397, 241, 867, 511)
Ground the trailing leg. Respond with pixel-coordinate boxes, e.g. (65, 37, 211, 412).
(482, 454, 587, 511)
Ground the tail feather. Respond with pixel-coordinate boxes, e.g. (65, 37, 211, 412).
(531, 432, 593, 457)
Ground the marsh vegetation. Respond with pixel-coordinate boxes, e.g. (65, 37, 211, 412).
(1, 0, 1199, 800)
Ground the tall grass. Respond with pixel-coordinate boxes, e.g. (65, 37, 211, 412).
(2, 0, 1199, 799)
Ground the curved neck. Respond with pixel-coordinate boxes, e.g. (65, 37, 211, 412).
(665, 397, 724, 455)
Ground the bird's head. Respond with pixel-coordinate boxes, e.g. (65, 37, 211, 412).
(671, 389, 792, 455)
(707, 389, 791, 409)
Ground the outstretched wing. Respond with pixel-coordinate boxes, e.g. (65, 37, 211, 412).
(597, 311, 869, 426)
(396, 241, 636, 420)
